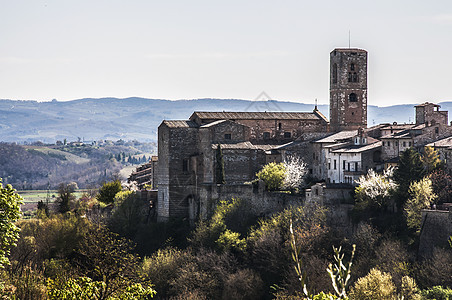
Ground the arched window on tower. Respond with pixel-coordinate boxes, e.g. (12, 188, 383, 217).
(351, 63, 355, 71)
(352, 72, 358, 82)
(332, 64, 337, 84)
(349, 93, 358, 102)
(348, 73, 352, 82)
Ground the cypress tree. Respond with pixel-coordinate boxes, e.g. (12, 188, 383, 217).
(216, 144, 226, 184)
(393, 147, 425, 209)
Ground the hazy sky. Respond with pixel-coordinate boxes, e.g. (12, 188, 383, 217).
(1, 1, 451, 106)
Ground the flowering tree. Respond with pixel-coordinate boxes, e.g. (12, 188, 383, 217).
(404, 177, 437, 231)
(282, 155, 307, 190)
(355, 167, 397, 210)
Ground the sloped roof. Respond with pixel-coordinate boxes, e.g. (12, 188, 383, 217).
(191, 111, 324, 121)
(314, 130, 358, 143)
(332, 141, 382, 153)
(427, 136, 452, 148)
(212, 142, 275, 150)
(415, 102, 441, 108)
(161, 120, 198, 128)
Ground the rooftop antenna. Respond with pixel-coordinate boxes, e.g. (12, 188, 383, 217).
(348, 30, 351, 48)
(315, 98, 318, 110)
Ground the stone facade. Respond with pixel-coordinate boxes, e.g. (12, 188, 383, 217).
(157, 111, 330, 221)
(415, 102, 448, 126)
(330, 48, 367, 131)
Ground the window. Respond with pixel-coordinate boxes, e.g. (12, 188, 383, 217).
(351, 63, 355, 71)
(352, 72, 358, 82)
(182, 159, 189, 172)
(313, 153, 315, 159)
(349, 93, 357, 102)
(263, 132, 270, 139)
(396, 141, 399, 146)
(382, 141, 385, 146)
(334, 159, 337, 170)
(348, 162, 350, 171)
(348, 72, 352, 82)
(328, 163, 331, 170)
(278, 122, 282, 130)
(355, 162, 358, 171)
(435, 127, 439, 134)
(315, 189, 319, 196)
(343, 160, 346, 169)
(284, 132, 291, 138)
(403, 141, 406, 147)
(224, 133, 231, 140)
(409, 142, 412, 147)
(332, 64, 338, 84)
(388, 141, 390, 146)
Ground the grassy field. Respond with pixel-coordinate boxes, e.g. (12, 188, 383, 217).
(18, 190, 88, 203)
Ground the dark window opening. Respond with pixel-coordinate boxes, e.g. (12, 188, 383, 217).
(328, 163, 331, 170)
(284, 132, 291, 138)
(348, 162, 350, 171)
(352, 72, 358, 82)
(278, 122, 282, 130)
(351, 112, 354, 115)
(315, 189, 318, 195)
(334, 159, 337, 170)
(435, 127, 439, 134)
(396, 141, 399, 146)
(351, 63, 355, 71)
(343, 160, 346, 169)
(309, 169, 313, 174)
(388, 141, 390, 146)
(409, 142, 412, 147)
(355, 162, 358, 171)
(403, 141, 406, 147)
(349, 93, 357, 102)
(263, 132, 270, 139)
(182, 159, 189, 172)
(332, 64, 338, 84)
(348, 72, 352, 82)
(224, 133, 231, 140)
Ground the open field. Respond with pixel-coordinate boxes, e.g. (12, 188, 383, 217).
(18, 189, 88, 203)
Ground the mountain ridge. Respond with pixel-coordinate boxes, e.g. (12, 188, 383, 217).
(1, 97, 451, 143)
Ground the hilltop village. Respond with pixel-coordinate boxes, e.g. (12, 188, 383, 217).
(129, 48, 452, 229)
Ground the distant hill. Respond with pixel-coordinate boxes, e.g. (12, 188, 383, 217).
(1, 97, 451, 143)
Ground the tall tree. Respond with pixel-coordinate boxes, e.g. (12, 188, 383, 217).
(393, 148, 425, 209)
(0, 179, 23, 268)
(216, 144, 226, 184)
(56, 182, 78, 213)
(421, 146, 442, 174)
(404, 177, 436, 232)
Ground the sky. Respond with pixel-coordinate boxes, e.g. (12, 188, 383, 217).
(1, 0, 452, 106)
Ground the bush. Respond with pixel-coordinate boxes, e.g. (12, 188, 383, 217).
(418, 248, 452, 288)
(421, 286, 452, 299)
(256, 162, 286, 191)
(349, 268, 396, 300)
(96, 180, 122, 204)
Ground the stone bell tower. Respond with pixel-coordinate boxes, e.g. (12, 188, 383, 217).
(329, 48, 368, 132)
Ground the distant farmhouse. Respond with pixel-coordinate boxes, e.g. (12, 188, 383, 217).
(134, 47, 452, 222)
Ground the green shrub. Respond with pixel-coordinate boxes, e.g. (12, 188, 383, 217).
(256, 162, 286, 191)
(421, 286, 452, 300)
(96, 180, 122, 204)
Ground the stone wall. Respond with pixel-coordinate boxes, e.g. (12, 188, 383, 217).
(198, 182, 302, 219)
(419, 209, 452, 258)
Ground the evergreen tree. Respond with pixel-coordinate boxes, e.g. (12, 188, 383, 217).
(215, 144, 226, 184)
(421, 146, 442, 174)
(393, 148, 425, 209)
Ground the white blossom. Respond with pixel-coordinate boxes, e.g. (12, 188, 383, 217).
(283, 154, 307, 190)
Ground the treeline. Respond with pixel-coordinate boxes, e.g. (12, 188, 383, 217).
(0, 142, 153, 189)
